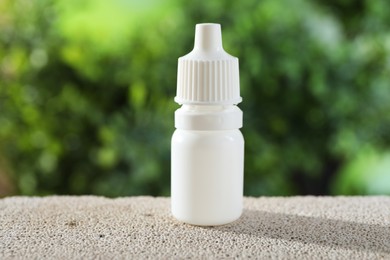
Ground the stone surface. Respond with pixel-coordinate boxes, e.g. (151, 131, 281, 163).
(0, 196, 389, 259)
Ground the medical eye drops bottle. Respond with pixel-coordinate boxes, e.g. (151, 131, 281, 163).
(171, 23, 244, 226)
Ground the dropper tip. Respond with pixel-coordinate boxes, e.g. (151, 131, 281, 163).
(194, 23, 223, 52)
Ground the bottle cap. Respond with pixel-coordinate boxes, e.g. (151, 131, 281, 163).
(175, 23, 241, 105)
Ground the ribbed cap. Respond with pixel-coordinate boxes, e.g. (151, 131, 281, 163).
(175, 23, 241, 105)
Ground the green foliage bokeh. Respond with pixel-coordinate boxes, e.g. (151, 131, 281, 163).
(0, 0, 389, 196)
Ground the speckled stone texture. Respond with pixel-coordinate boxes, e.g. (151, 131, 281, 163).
(0, 196, 389, 259)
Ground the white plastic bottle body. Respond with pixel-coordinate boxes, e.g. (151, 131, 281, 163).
(171, 129, 244, 226)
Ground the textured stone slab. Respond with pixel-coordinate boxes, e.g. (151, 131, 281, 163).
(1, 196, 389, 259)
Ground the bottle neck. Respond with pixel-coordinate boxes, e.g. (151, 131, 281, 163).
(180, 104, 229, 111)
(175, 104, 242, 131)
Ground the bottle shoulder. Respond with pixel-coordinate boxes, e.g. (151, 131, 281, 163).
(175, 105, 243, 130)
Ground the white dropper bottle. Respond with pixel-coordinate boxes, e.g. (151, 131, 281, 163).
(171, 23, 244, 226)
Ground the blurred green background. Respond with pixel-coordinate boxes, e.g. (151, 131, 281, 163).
(0, 0, 389, 197)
